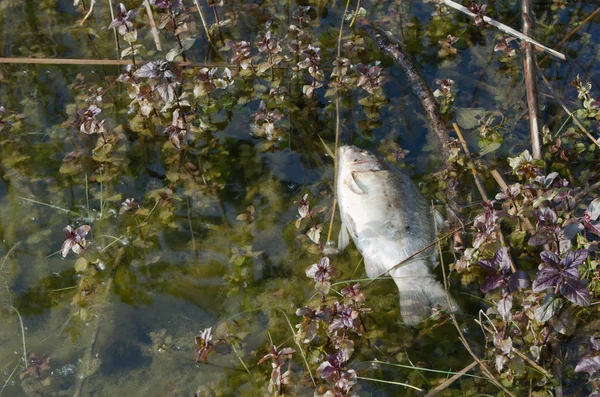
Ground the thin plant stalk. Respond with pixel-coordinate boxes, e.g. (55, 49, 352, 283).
(80, 0, 96, 25)
(522, 0, 542, 159)
(108, 0, 121, 59)
(208, 0, 225, 44)
(440, 0, 566, 60)
(144, 0, 163, 50)
(11, 306, 27, 369)
(168, 7, 187, 61)
(192, 0, 213, 44)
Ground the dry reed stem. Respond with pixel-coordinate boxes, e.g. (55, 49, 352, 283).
(452, 123, 489, 201)
(424, 360, 478, 397)
(521, 0, 542, 160)
(192, 0, 213, 45)
(440, 0, 566, 60)
(326, 0, 352, 245)
(144, 0, 163, 51)
(80, 0, 96, 25)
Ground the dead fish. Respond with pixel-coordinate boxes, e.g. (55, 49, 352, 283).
(336, 145, 459, 325)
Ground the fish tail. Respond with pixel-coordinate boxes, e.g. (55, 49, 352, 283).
(395, 277, 460, 326)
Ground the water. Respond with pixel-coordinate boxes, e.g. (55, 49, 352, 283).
(0, 0, 599, 395)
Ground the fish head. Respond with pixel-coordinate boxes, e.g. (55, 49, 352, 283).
(338, 146, 385, 175)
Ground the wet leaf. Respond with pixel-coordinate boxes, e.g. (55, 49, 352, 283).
(560, 278, 590, 306)
(307, 224, 322, 245)
(575, 356, 600, 376)
(534, 293, 564, 322)
(496, 294, 512, 321)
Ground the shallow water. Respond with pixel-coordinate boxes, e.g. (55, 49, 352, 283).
(0, 0, 599, 396)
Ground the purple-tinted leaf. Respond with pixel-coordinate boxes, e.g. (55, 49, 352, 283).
(591, 337, 600, 352)
(481, 274, 504, 293)
(61, 240, 75, 258)
(540, 250, 560, 267)
(496, 294, 512, 321)
(478, 257, 496, 273)
(75, 225, 91, 239)
(528, 232, 552, 246)
(563, 221, 584, 239)
(586, 198, 600, 220)
(534, 293, 564, 322)
(560, 278, 590, 307)
(575, 356, 600, 376)
(538, 207, 558, 225)
(532, 266, 560, 292)
(584, 220, 600, 236)
(508, 271, 530, 291)
(563, 265, 580, 280)
(494, 247, 510, 272)
(563, 249, 588, 269)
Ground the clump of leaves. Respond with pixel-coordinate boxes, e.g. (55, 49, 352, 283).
(109, 3, 142, 65)
(195, 327, 215, 363)
(61, 225, 91, 257)
(257, 345, 296, 395)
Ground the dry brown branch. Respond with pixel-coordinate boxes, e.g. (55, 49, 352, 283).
(80, 0, 96, 25)
(192, 0, 213, 45)
(521, 0, 542, 160)
(144, 0, 163, 51)
(0, 57, 239, 68)
(440, 0, 566, 61)
(359, 20, 462, 223)
(513, 348, 552, 378)
(424, 360, 478, 397)
(557, 7, 600, 48)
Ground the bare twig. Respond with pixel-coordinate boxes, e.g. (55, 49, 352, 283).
(327, 0, 352, 244)
(144, 0, 163, 51)
(452, 123, 489, 201)
(192, 0, 213, 45)
(440, 0, 566, 61)
(0, 57, 243, 67)
(108, 0, 121, 59)
(424, 360, 478, 397)
(521, 0, 542, 160)
(556, 7, 600, 48)
(360, 20, 463, 222)
(80, 0, 96, 25)
(538, 70, 600, 148)
(513, 348, 552, 378)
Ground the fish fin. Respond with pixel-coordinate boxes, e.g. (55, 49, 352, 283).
(338, 224, 350, 251)
(433, 210, 445, 230)
(346, 172, 364, 195)
(364, 255, 387, 279)
(394, 277, 460, 326)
